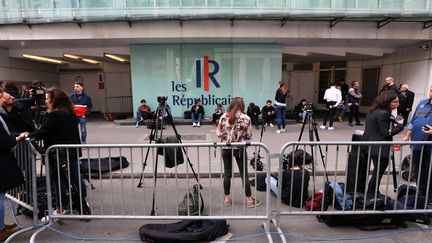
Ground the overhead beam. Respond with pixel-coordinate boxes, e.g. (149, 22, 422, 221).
(281, 18, 288, 28)
(330, 17, 344, 28)
(377, 17, 395, 29)
(424, 20, 432, 29)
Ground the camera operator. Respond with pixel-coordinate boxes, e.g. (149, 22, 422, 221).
(70, 82, 93, 144)
(295, 99, 308, 123)
(28, 80, 47, 126)
(1, 84, 35, 136)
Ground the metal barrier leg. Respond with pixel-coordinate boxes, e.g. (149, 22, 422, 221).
(271, 218, 287, 243)
(29, 223, 52, 243)
(5, 225, 42, 243)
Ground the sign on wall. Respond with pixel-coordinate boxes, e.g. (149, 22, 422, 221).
(131, 44, 282, 117)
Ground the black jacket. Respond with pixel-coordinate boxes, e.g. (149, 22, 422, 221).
(398, 90, 415, 113)
(191, 105, 204, 116)
(380, 84, 398, 94)
(0, 120, 24, 193)
(261, 106, 275, 115)
(362, 108, 404, 158)
(247, 105, 260, 118)
(4, 100, 35, 136)
(275, 89, 287, 104)
(29, 111, 81, 159)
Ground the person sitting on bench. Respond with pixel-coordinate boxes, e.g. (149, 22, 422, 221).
(191, 99, 205, 127)
(136, 99, 155, 127)
(247, 102, 261, 130)
(261, 100, 275, 127)
(212, 103, 224, 126)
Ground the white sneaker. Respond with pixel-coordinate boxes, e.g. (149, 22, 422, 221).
(41, 209, 68, 224)
(135, 122, 139, 128)
(320, 125, 326, 129)
(193, 122, 197, 127)
(328, 127, 335, 130)
(269, 123, 274, 127)
(281, 128, 286, 132)
(264, 123, 268, 127)
(197, 122, 200, 127)
(276, 130, 281, 134)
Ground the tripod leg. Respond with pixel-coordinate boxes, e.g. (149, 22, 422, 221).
(150, 150, 159, 216)
(296, 113, 308, 151)
(391, 153, 397, 191)
(137, 126, 157, 188)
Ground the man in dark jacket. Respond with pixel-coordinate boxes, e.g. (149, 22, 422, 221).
(247, 102, 261, 130)
(70, 82, 93, 143)
(261, 100, 275, 127)
(380, 76, 398, 94)
(347, 81, 363, 126)
(0, 90, 24, 241)
(398, 84, 415, 126)
(2, 90, 35, 136)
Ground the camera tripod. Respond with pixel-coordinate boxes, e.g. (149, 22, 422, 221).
(136, 101, 200, 216)
(296, 108, 328, 182)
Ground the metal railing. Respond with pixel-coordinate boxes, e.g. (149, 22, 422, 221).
(7, 140, 39, 223)
(274, 141, 432, 241)
(30, 142, 274, 241)
(104, 95, 133, 113)
(1, 0, 431, 25)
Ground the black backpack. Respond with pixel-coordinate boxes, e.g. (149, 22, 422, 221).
(139, 220, 229, 242)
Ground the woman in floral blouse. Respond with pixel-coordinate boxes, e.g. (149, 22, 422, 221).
(216, 97, 261, 208)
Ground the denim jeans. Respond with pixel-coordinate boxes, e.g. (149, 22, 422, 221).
(79, 116, 87, 143)
(192, 113, 202, 124)
(275, 105, 286, 130)
(0, 193, 5, 231)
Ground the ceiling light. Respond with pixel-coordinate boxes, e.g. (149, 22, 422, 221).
(81, 58, 99, 64)
(23, 53, 65, 64)
(63, 53, 81, 59)
(104, 53, 128, 63)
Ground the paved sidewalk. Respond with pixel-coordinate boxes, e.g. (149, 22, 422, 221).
(5, 116, 432, 243)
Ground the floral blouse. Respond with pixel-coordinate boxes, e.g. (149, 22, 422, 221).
(216, 111, 253, 142)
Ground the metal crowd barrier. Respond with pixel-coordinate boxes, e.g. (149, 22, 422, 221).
(7, 140, 39, 223)
(104, 96, 133, 113)
(5, 140, 45, 243)
(273, 141, 432, 241)
(31, 142, 274, 242)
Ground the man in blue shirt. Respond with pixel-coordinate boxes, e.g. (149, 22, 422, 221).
(403, 85, 432, 199)
(70, 82, 93, 143)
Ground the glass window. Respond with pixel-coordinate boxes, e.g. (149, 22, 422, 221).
(79, 0, 114, 8)
(207, 0, 232, 7)
(258, 0, 285, 8)
(357, 0, 379, 9)
(380, 0, 403, 9)
(404, 0, 427, 10)
(182, 0, 206, 7)
(126, 0, 154, 7)
(233, 0, 256, 7)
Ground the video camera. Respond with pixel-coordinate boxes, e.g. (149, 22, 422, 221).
(306, 102, 314, 112)
(29, 80, 46, 106)
(157, 96, 168, 107)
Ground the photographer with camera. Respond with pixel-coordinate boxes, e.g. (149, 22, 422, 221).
(402, 85, 432, 200)
(70, 82, 93, 144)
